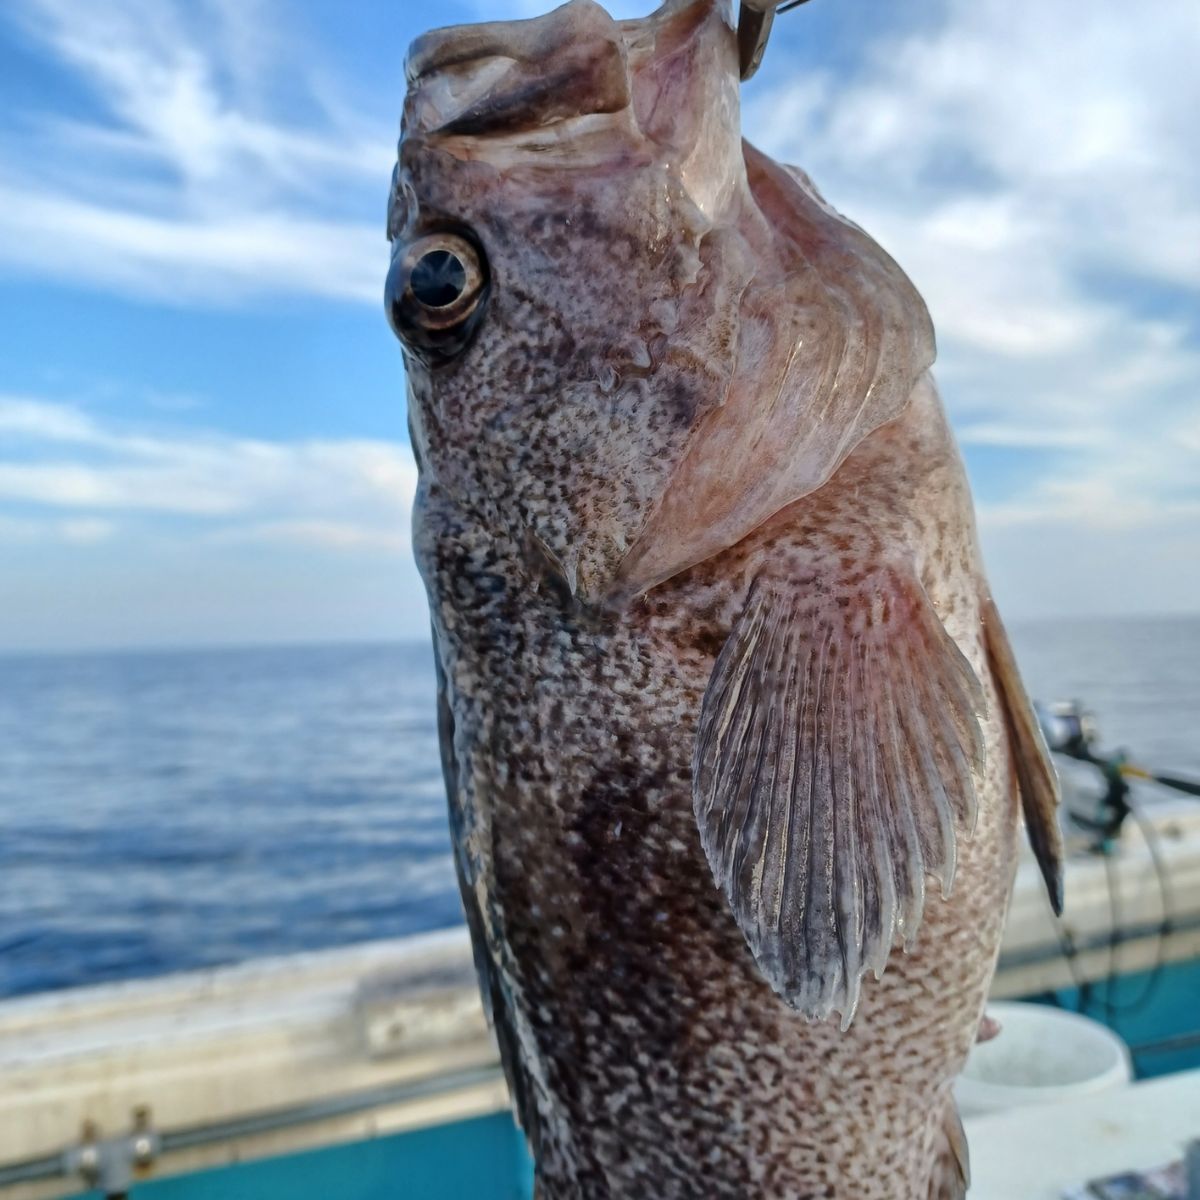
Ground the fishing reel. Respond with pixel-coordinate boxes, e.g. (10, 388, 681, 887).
(1036, 701, 1132, 846)
(1037, 700, 1200, 848)
(1037, 700, 1100, 758)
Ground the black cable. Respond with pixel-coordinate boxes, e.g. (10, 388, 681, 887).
(1101, 846, 1119, 1021)
(1112, 801, 1174, 1016)
(1085, 800, 1172, 1021)
(1041, 877, 1093, 1012)
(1042, 796, 1173, 1021)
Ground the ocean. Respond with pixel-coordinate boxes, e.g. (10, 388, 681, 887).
(1, 617, 1197, 999)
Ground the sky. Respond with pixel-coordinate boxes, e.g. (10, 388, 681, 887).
(0, 0, 1196, 652)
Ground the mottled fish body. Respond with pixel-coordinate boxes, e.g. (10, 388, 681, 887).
(387, 2, 1062, 1196)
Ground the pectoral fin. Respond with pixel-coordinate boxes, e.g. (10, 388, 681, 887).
(693, 566, 986, 1025)
(981, 595, 1064, 914)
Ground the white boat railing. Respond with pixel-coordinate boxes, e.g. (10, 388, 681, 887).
(0, 930, 506, 1200)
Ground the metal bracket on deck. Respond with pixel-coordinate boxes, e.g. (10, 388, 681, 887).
(63, 1107, 160, 1200)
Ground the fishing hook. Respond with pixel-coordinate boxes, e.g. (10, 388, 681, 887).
(738, 0, 814, 82)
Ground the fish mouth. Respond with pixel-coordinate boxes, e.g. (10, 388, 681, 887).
(406, 22, 522, 85)
(404, 1, 632, 140)
(406, 0, 714, 81)
(404, 0, 736, 156)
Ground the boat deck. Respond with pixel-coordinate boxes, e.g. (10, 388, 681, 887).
(968, 1068, 1200, 1199)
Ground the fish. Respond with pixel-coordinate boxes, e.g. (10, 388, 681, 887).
(385, 1, 1064, 1196)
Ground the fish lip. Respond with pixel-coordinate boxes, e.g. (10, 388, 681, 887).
(405, 1, 616, 84)
(403, 2, 632, 142)
(405, 26, 512, 86)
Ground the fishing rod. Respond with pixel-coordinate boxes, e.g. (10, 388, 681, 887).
(1120, 762, 1200, 799)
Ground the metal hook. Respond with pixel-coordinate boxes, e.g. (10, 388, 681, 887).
(737, 0, 814, 82)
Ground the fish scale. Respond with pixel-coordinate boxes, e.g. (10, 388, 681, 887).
(390, 1, 1062, 1195)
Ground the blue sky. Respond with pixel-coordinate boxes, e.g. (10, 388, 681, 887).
(0, 0, 1197, 651)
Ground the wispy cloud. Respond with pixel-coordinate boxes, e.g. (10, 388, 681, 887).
(746, 0, 1200, 608)
(0, 0, 392, 303)
(0, 397, 99, 442)
(0, 395, 417, 548)
(748, 0, 1200, 374)
(0, 391, 425, 650)
(1, 0, 1196, 637)
(0, 182, 384, 303)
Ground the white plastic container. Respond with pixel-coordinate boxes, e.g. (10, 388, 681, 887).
(955, 1001, 1133, 1118)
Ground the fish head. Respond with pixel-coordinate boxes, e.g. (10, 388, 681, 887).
(391, 0, 751, 603)
(389, 0, 935, 608)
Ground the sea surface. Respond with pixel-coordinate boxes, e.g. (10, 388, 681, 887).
(1, 618, 1197, 999)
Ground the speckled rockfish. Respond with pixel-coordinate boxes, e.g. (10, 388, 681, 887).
(385, 1, 1063, 1196)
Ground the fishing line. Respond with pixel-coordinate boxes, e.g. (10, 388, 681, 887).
(1042, 798, 1173, 1022)
(1045, 901, 1092, 1012)
(1102, 846, 1121, 1020)
(1096, 800, 1173, 1019)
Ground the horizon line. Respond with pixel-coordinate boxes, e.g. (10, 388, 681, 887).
(3, 609, 1199, 661)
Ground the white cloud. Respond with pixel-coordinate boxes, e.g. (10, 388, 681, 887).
(745, 0, 1200, 614)
(7, 0, 389, 190)
(0, 395, 417, 547)
(747, 0, 1200, 381)
(0, 395, 427, 649)
(0, 0, 392, 303)
(0, 397, 99, 442)
(0, 181, 383, 304)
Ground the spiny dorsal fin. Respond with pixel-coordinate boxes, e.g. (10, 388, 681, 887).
(693, 565, 986, 1026)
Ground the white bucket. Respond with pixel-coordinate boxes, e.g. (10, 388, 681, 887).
(955, 1001, 1133, 1118)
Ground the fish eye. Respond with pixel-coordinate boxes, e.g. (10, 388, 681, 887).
(386, 231, 489, 364)
(411, 249, 467, 308)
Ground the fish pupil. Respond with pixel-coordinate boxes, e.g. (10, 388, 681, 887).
(411, 249, 467, 308)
